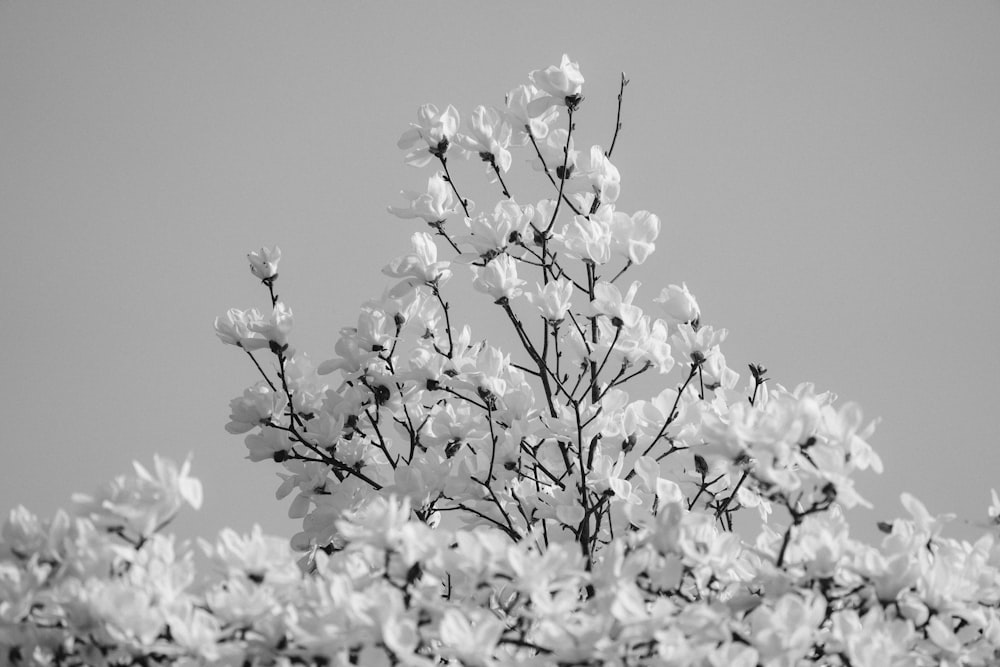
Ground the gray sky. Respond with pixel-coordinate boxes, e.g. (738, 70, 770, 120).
(2, 2, 998, 545)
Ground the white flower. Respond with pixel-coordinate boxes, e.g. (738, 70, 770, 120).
(460, 200, 533, 259)
(164, 607, 222, 661)
(247, 246, 281, 282)
(225, 382, 287, 434)
(214, 307, 268, 349)
(397, 103, 461, 167)
(555, 211, 612, 264)
(439, 608, 505, 666)
(243, 426, 293, 463)
(526, 277, 574, 323)
(590, 281, 643, 328)
(505, 83, 559, 144)
(635, 317, 675, 374)
(531, 127, 578, 178)
(382, 231, 452, 296)
(528, 54, 585, 113)
(387, 172, 458, 223)
(201, 523, 298, 584)
(72, 455, 203, 537)
(579, 145, 620, 204)
(611, 210, 660, 265)
(456, 105, 512, 173)
(249, 302, 294, 349)
(472, 254, 524, 303)
(655, 283, 700, 323)
(671, 322, 726, 366)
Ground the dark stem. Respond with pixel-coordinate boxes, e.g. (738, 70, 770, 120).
(437, 155, 470, 218)
(545, 107, 577, 235)
(489, 155, 511, 199)
(527, 131, 584, 219)
(605, 73, 629, 159)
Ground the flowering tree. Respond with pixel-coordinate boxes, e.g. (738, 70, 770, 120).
(5, 55, 1000, 666)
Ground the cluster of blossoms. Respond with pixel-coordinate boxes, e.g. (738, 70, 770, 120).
(5, 56, 1000, 665)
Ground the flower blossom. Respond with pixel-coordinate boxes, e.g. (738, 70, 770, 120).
(438, 608, 505, 665)
(505, 83, 559, 144)
(459, 200, 533, 260)
(455, 105, 512, 173)
(387, 172, 459, 224)
(397, 103, 460, 167)
(214, 307, 268, 350)
(247, 246, 281, 282)
(250, 301, 294, 350)
(671, 322, 726, 366)
(590, 281, 643, 328)
(532, 127, 578, 178)
(529, 54, 585, 113)
(655, 283, 700, 323)
(382, 231, 451, 296)
(225, 381, 287, 434)
(472, 253, 524, 303)
(555, 210, 612, 264)
(72, 455, 202, 537)
(243, 425, 294, 463)
(576, 145, 621, 204)
(610, 210, 660, 265)
(526, 277, 574, 324)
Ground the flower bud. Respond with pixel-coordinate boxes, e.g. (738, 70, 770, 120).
(247, 246, 281, 282)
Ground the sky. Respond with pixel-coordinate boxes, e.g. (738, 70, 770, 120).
(1, 2, 999, 547)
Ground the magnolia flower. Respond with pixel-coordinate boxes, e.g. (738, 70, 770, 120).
(460, 200, 533, 259)
(472, 253, 524, 303)
(438, 608, 505, 666)
(243, 425, 293, 463)
(455, 105, 512, 173)
(382, 231, 451, 296)
(655, 283, 700, 323)
(555, 212, 612, 264)
(578, 145, 620, 204)
(465, 345, 510, 402)
(532, 127, 578, 177)
(225, 382, 287, 434)
(72, 455, 203, 537)
(86, 581, 165, 646)
(250, 301, 294, 349)
(387, 172, 458, 223)
(528, 54, 585, 113)
(610, 210, 660, 265)
(163, 607, 223, 661)
(700, 348, 739, 391)
(590, 281, 643, 328)
(671, 323, 727, 366)
(635, 316, 675, 374)
(589, 450, 638, 503)
(316, 330, 377, 378)
(202, 524, 299, 584)
(747, 591, 826, 663)
(214, 307, 268, 349)
(526, 277, 574, 323)
(505, 83, 559, 144)
(247, 245, 281, 283)
(397, 103, 460, 167)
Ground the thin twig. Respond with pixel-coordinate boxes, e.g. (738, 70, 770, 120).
(606, 73, 629, 159)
